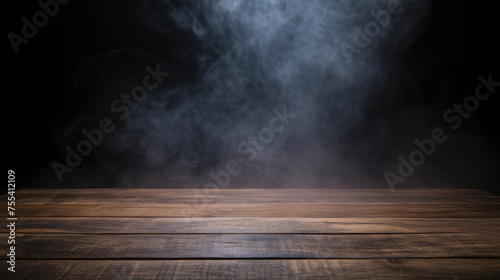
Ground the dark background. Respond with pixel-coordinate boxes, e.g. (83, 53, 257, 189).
(2, 0, 499, 194)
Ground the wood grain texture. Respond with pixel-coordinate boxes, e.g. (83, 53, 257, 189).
(3, 233, 500, 259)
(2, 259, 500, 280)
(9, 188, 497, 204)
(9, 203, 500, 218)
(2, 188, 499, 279)
(2, 217, 500, 234)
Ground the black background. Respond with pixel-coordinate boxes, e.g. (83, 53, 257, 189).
(2, 0, 500, 194)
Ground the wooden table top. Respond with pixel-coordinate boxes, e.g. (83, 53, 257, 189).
(2, 188, 500, 279)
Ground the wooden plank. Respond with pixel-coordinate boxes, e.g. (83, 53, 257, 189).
(3, 233, 500, 259)
(3, 259, 500, 280)
(1, 188, 498, 279)
(2, 217, 500, 234)
(10, 188, 497, 204)
(10, 203, 500, 218)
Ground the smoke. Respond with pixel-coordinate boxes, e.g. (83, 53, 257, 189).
(48, 0, 432, 188)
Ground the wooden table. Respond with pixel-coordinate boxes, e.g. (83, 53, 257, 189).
(2, 188, 500, 279)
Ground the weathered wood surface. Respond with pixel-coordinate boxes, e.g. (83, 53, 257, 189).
(2, 217, 500, 234)
(7, 260, 500, 280)
(1, 188, 499, 279)
(9, 233, 500, 259)
(12, 188, 498, 204)
(11, 203, 500, 218)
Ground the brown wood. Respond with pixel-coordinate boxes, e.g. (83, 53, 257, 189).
(2, 188, 499, 279)
(4, 233, 500, 259)
(10, 188, 497, 205)
(2, 260, 500, 280)
(2, 217, 500, 234)
(10, 203, 500, 218)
